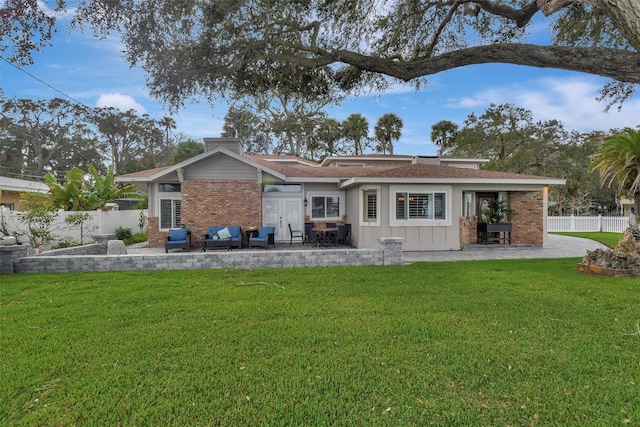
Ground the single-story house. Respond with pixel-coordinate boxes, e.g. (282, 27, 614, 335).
(0, 176, 49, 210)
(116, 137, 565, 251)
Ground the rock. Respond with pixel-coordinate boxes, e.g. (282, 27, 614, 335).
(581, 226, 640, 271)
(107, 240, 127, 255)
(1, 236, 17, 246)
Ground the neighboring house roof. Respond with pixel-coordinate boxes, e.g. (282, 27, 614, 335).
(0, 176, 49, 193)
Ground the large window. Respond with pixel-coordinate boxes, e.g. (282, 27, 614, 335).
(310, 195, 341, 220)
(160, 199, 181, 229)
(395, 192, 446, 220)
(390, 186, 451, 226)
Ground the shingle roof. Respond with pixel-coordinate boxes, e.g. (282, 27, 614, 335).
(359, 163, 556, 180)
(117, 166, 171, 179)
(116, 153, 563, 184)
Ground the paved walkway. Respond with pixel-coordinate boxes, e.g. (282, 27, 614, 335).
(129, 235, 606, 263)
(404, 234, 607, 263)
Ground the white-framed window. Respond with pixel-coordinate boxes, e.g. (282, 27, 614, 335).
(389, 185, 452, 226)
(307, 192, 344, 220)
(160, 199, 181, 229)
(360, 187, 380, 226)
(463, 192, 475, 217)
(158, 182, 182, 229)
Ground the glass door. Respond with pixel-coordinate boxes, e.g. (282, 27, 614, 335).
(262, 198, 303, 242)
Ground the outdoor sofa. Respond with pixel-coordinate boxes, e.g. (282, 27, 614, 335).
(202, 226, 242, 251)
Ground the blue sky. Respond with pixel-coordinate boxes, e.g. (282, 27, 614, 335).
(1, 9, 638, 156)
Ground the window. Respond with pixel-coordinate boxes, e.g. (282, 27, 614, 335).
(311, 195, 341, 219)
(159, 183, 181, 192)
(395, 192, 446, 220)
(263, 184, 301, 193)
(463, 192, 475, 217)
(390, 186, 451, 226)
(363, 190, 378, 223)
(160, 199, 181, 229)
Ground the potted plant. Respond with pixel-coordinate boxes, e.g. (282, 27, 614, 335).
(478, 199, 514, 244)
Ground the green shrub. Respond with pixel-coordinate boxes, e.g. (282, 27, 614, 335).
(53, 237, 79, 249)
(113, 226, 133, 241)
(123, 232, 148, 245)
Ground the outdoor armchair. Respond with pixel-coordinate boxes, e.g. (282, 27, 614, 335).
(249, 226, 275, 249)
(165, 228, 191, 253)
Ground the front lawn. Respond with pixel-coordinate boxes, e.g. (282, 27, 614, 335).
(2, 260, 639, 425)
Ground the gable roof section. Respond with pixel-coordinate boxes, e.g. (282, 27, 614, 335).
(116, 147, 286, 183)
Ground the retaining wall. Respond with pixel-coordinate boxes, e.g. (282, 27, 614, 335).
(8, 238, 404, 274)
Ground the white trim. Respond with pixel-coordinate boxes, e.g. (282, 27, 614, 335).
(340, 177, 565, 188)
(306, 191, 345, 220)
(388, 185, 453, 227)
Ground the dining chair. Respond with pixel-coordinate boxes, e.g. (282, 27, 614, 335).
(288, 223, 304, 246)
(304, 223, 319, 247)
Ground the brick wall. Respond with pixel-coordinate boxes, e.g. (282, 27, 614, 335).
(182, 180, 262, 247)
(147, 180, 262, 248)
(510, 190, 544, 245)
(459, 215, 479, 247)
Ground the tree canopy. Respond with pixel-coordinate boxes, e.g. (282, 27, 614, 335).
(2, 0, 637, 109)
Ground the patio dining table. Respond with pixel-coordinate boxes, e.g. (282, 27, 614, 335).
(312, 226, 339, 246)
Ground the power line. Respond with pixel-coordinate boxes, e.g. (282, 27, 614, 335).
(1, 57, 92, 109)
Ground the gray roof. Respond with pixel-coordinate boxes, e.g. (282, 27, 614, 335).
(0, 176, 49, 193)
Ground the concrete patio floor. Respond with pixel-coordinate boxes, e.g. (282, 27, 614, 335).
(128, 234, 606, 263)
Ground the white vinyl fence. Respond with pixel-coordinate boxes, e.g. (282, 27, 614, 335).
(547, 215, 629, 233)
(1, 206, 148, 247)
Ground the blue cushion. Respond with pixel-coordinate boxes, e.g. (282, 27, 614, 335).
(257, 227, 275, 238)
(169, 228, 188, 241)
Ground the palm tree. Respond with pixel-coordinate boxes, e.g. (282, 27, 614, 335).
(342, 113, 369, 155)
(374, 113, 403, 154)
(589, 127, 640, 215)
(430, 120, 459, 156)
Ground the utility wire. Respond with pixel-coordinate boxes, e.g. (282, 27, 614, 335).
(1, 57, 92, 109)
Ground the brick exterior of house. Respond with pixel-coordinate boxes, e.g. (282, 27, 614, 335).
(510, 190, 544, 245)
(148, 180, 262, 248)
(459, 190, 545, 247)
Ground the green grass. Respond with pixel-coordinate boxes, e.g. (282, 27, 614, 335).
(2, 260, 639, 425)
(551, 231, 623, 249)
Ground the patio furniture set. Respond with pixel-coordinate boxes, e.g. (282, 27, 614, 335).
(295, 222, 351, 247)
(165, 225, 275, 253)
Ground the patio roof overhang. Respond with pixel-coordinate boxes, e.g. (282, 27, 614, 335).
(339, 176, 566, 189)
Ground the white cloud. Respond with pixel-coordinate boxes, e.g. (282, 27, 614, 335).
(445, 76, 640, 132)
(96, 93, 147, 113)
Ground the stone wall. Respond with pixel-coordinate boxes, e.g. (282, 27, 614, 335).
(0, 245, 30, 274)
(8, 238, 403, 274)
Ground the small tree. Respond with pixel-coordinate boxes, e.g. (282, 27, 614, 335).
(16, 192, 58, 248)
(64, 212, 97, 245)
